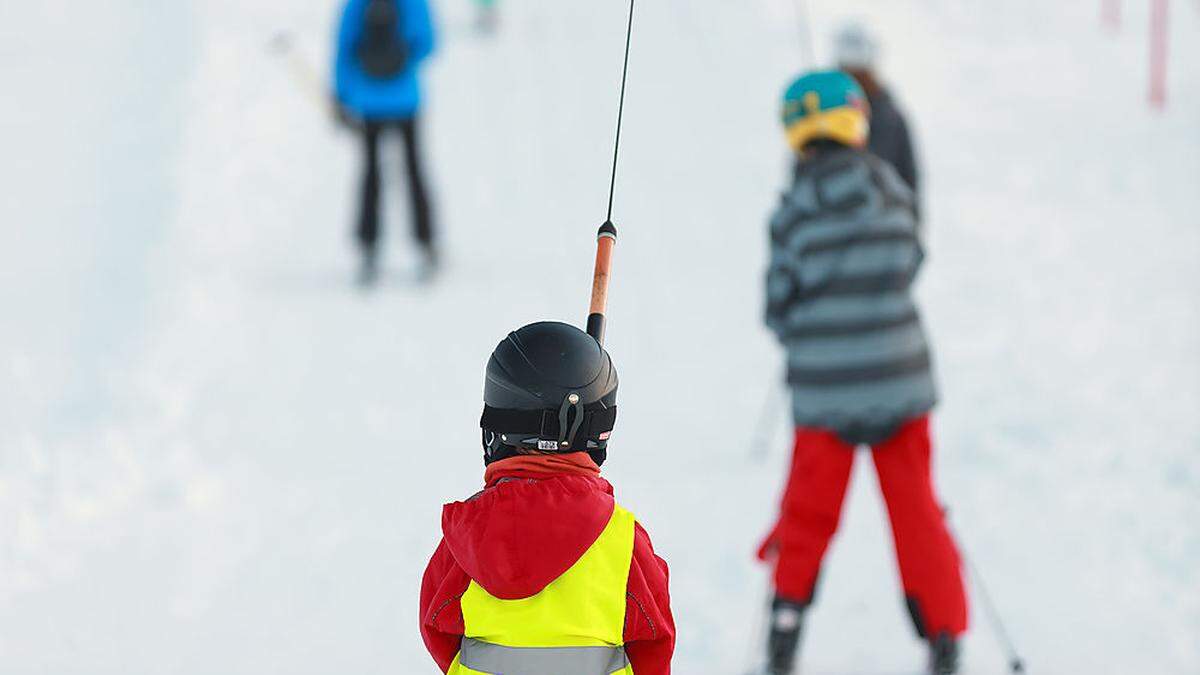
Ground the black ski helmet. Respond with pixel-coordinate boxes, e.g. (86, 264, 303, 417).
(480, 321, 618, 466)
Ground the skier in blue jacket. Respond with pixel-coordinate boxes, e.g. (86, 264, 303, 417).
(334, 0, 437, 284)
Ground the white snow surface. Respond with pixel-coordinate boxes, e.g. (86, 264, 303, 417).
(1, 1, 1198, 673)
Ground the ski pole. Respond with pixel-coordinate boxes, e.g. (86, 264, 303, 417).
(585, 0, 635, 345)
(748, 384, 787, 462)
(793, 0, 817, 67)
(950, 516, 1027, 673)
(742, 576, 774, 675)
(267, 32, 335, 115)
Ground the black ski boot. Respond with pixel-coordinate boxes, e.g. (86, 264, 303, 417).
(928, 632, 960, 675)
(766, 596, 806, 675)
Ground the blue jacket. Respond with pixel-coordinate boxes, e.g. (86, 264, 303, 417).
(334, 0, 436, 120)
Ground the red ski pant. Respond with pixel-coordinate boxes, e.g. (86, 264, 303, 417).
(762, 416, 968, 637)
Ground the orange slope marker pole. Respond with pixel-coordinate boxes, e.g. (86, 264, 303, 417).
(1149, 0, 1169, 109)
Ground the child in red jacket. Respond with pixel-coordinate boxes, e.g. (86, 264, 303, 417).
(419, 321, 675, 674)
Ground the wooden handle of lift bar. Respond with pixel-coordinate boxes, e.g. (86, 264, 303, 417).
(586, 221, 618, 344)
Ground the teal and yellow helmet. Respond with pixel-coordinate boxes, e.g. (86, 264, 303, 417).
(781, 70, 870, 151)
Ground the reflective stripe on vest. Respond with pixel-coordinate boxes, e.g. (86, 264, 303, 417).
(458, 638, 630, 674)
(450, 503, 637, 675)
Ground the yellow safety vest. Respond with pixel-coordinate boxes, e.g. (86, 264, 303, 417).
(448, 503, 637, 675)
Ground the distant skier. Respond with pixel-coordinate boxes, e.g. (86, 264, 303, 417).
(419, 322, 676, 674)
(757, 71, 967, 675)
(333, 0, 437, 285)
(834, 22, 922, 218)
(473, 0, 500, 35)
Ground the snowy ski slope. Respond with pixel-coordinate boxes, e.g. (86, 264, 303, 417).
(1, 1, 1197, 673)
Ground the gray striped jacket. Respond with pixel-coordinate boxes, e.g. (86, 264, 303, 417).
(765, 146, 937, 443)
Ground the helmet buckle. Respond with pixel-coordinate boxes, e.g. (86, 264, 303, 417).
(557, 392, 586, 449)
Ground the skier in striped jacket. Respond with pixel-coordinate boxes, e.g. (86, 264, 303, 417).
(757, 70, 968, 675)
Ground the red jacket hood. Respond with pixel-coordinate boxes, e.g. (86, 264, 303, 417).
(441, 474, 616, 600)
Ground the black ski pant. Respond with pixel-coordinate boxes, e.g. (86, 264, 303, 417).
(357, 117, 434, 253)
